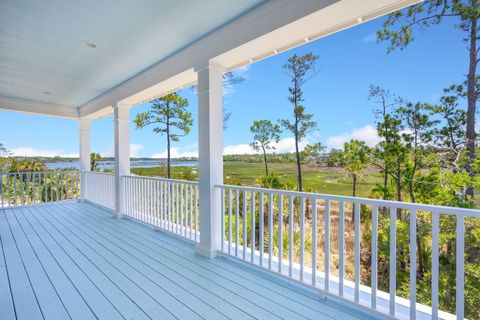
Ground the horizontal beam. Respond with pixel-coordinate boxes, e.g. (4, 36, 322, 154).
(0, 95, 78, 119)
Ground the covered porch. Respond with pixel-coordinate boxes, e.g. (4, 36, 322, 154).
(0, 0, 477, 319)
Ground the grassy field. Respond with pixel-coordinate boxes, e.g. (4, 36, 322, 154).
(132, 161, 384, 198)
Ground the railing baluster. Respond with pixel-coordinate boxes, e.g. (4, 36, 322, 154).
(324, 199, 330, 291)
(189, 184, 193, 239)
(354, 201, 361, 303)
(26, 173, 30, 206)
(371, 205, 378, 308)
(243, 189, 247, 260)
(56, 172, 59, 202)
(176, 183, 180, 234)
(14, 173, 17, 206)
(410, 209, 417, 320)
(259, 192, 264, 266)
(49, 172, 53, 202)
(312, 198, 317, 287)
(66, 172, 70, 200)
(278, 194, 283, 274)
(0, 173, 4, 208)
(44, 172, 47, 203)
(228, 189, 232, 254)
(221, 188, 225, 253)
(300, 196, 304, 281)
(456, 214, 464, 320)
(288, 195, 293, 278)
(268, 192, 273, 270)
(431, 211, 439, 320)
(389, 206, 397, 316)
(160, 180, 164, 228)
(20, 173, 24, 206)
(250, 191, 255, 263)
(181, 183, 185, 237)
(195, 185, 198, 242)
(7, 173, 11, 207)
(168, 181, 172, 231)
(235, 189, 239, 257)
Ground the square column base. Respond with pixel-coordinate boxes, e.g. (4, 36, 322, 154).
(112, 212, 124, 219)
(195, 244, 219, 259)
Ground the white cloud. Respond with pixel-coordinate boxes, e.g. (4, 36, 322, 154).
(100, 144, 145, 158)
(10, 147, 78, 158)
(223, 143, 255, 155)
(326, 125, 380, 149)
(362, 33, 377, 44)
(149, 137, 309, 158)
(223, 137, 309, 155)
(151, 147, 198, 159)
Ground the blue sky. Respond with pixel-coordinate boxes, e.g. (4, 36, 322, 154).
(0, 15, 470, 158)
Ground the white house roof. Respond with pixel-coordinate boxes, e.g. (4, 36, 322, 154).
(0, 0, 420, 119)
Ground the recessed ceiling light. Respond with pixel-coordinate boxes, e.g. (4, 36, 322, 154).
(81, 40, 96, 48)
(42, 91, 50, 95)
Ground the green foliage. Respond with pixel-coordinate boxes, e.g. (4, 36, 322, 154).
(250, 120, 282, 176)
(281, 53, 319, 191)
(90, 152, 101, 171)
(134, 93, 192, 178)
(340, 140, 370, 197)
(255, 173, 286, 190)
(8, 158, 47, 172)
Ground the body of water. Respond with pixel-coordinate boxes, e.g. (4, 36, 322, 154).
(46, 159, 198, 170)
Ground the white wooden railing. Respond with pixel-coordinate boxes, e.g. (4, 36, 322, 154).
(0, 171, 80, 208)
(83, 171, 115, 210)
(216, 184, 480, 320)
(122, 175, 200, 242)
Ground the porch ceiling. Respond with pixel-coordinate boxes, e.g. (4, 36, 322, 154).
(0, 0, 264, 110)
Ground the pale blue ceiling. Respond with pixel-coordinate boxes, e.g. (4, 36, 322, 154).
(0, 0, 265, 108)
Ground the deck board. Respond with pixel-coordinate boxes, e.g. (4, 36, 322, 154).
(0, 202, 373, 320)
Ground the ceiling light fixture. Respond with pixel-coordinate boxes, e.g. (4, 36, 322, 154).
(81, 40, 97, 48)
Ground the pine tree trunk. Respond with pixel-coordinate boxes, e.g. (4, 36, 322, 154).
(166, 128, 171, 179)
(295, 133, 302, 192)
(465, 13, 478, 198)
(353, 174, 357, 197)
(263, 148, 269, 176)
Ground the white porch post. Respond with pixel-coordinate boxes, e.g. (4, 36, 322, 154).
(113, 102, 130, 217)
(196, 61, 224, 258)
(79, 118, 91, 200)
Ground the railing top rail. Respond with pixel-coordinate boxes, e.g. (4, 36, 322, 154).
(83, 171, 114, 176)
(0, 170, 79, 175)
(122, 174, 199, 186)
(216, 183, 480, 217)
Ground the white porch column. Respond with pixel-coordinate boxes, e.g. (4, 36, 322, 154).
(196, 61, 224, 258)
(79, 118, 91, 200)
(113, 102, 130, 217)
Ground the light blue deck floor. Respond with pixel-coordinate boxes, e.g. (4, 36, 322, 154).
(0, 201, 373, 320)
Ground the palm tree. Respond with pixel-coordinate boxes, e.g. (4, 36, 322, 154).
(90, 152, 101, 171)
